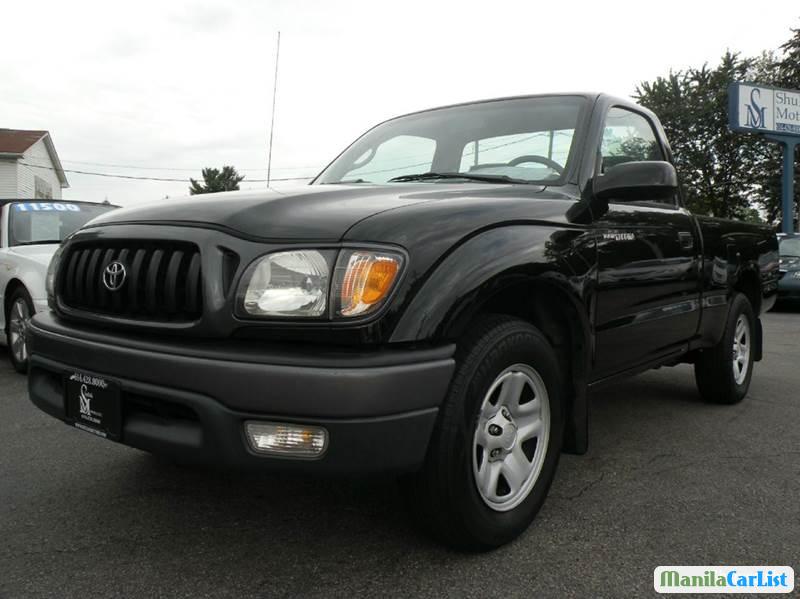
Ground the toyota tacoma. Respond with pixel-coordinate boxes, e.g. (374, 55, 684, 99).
(27, 93, 779, 550)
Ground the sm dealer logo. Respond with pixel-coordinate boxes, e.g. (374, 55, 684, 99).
(745, 88, 767, 129)
(79, 384, 93, 417)
(737, 85, 774, 132)
(732, 82, 800, 135)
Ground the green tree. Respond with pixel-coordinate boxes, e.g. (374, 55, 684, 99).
(756, 28, 800, 226)
(777, 27, 800, 88)
(634, 52, 772, 219)
(634, 26, 800, 225)
(189, 166, 245, 195)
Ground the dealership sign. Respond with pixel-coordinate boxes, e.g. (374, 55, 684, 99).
(729, 83, 800, 136)
(729, 82, 800, 234)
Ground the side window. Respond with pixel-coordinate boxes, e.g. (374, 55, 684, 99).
(600, 107, 664, 173)
(343, 135, 436, 183)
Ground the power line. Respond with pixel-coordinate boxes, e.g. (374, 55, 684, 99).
(345, 131, 573, 177)
(61, 159, 320, 172)
(19, 162, 312, 183)
(21, 128, 573, 183)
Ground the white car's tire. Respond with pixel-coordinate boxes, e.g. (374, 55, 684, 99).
(6, 287, 34, 374)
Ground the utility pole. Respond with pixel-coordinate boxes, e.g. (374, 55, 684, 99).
(267, 31, 281, 188)
(765, 135, 798, 233)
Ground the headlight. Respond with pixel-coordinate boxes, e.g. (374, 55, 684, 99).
(239, 250, 333, 317)
(46, 243, 66, 301)
(237, 248, 404, 319)
(333, 249, 403, 317)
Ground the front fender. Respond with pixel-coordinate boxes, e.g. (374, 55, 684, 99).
(390, 225, 595, 343)
(6, 261, 48, 304)
(390, 224, 596, 455)
(0, 256, 48, 334)
(0, 252, 49, 306)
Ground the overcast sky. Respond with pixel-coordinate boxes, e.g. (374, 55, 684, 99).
(3, 0, 798, 206)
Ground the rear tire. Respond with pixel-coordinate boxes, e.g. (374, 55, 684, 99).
(405, 315, 564, 551)
(6, 287, 34, 375)
(694, 293, 755, 404)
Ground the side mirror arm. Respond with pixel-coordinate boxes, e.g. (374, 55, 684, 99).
(566, 178, 609, 224)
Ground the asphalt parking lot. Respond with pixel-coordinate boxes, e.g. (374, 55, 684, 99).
(1, 311, 798, 598)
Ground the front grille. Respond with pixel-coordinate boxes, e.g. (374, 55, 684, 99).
(59, 241, 203, 322)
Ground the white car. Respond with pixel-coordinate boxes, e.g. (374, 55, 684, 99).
(0, 200, 118, 372)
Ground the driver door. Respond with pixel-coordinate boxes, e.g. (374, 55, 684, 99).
(592, 107, 701, 378)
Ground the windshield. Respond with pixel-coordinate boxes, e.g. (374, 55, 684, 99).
(780, 237, 800, 258)
(315, 96, 586, 185)
(8, 201, 117, 246)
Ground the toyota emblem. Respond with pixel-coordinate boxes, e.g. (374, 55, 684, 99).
(103, 261, 127, 291)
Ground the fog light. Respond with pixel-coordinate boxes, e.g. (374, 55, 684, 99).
(244, 421, 328, 458)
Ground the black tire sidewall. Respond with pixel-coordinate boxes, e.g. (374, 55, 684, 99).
(696, 293, 756, 404)
(434, 317, 564, 548)
(725, 294, 756, 399)
(6, 287, 33, 374)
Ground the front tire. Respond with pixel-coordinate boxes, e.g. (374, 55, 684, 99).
(6, 287, 34, 374)
(694, 293, 755, 404)
(407, 315, 564, 551)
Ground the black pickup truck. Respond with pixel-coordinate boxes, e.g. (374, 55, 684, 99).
(27, 93, 779, 550)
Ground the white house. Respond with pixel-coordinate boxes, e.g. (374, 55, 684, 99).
(0, 129, 68, 199)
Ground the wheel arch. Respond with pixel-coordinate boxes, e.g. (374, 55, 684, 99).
(390, 224, 595, 455)
(3, 278, 28, 331)
(733, 264, 761, 315)
(455, 274, 592, 455)
(731, 265, 762, 361)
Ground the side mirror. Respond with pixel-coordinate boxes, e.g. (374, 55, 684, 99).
(566, 160, 679, 224)
(593, 160, 678, 202)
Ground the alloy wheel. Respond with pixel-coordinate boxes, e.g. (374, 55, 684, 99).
(732, 314, 751, 385)
(8, 298, 31, 365)
(472, 363, 551, 512)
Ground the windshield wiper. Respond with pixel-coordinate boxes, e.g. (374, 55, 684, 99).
(387, 171, 532, 184)
(14, 239, 62, 246)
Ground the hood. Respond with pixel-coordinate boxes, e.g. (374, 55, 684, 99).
(8, 244, 59, 266)
(83, 183, 571, 242)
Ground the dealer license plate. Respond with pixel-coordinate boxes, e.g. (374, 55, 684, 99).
(64, 371, 122, 439)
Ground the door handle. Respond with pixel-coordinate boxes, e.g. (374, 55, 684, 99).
(678, 231, 694, 250)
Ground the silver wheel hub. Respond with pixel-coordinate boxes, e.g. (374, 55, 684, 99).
(8, 298, 31, 364)
(484, 407, 518, 460)
(732, 314, 750, 385)
(472, 363, 551, 512)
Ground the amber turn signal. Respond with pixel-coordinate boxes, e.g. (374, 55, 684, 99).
(336, 250, 403, 317)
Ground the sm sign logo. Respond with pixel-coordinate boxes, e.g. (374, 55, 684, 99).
(730, 83, 777, 133)
(745, 88, 767, 129)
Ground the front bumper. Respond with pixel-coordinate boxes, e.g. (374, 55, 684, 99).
(28, 312, 455, 474)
